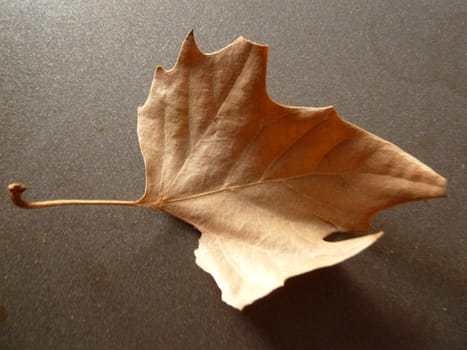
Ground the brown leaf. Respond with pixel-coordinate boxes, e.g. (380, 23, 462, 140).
(9, 32, 447, 310)
(136, 32, 446, 309)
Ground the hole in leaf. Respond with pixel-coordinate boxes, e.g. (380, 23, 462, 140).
(324, 231, 369, 242)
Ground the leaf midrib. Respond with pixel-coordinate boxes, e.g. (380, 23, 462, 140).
(159, 170, 438, 205)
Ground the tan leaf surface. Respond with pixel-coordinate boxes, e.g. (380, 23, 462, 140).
(136, 32, 446, 309)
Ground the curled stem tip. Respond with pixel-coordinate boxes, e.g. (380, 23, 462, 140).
(8, 182, 139, 209)
(8, 183, 30, 208)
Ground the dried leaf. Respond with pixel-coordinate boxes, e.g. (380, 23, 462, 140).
(135, 32, 446, 309)
(9, 32, 447, 310)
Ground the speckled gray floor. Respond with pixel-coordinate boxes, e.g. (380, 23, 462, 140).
(1, 1, 466, 349)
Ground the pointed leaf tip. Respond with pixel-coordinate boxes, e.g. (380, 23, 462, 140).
(186, 29, 194, 40)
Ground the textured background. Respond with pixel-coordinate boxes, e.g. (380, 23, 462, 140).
(1, 1, 465, 349)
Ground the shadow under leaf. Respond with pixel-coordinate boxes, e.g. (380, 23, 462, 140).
(244, 266, 431, 350)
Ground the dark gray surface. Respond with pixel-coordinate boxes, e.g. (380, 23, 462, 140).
(1, 1, 465, 349)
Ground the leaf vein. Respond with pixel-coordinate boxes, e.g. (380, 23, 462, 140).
(161, 45, 253, 196)
(163, 171, 438, 204)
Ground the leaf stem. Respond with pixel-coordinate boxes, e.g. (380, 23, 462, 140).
(8, 183, 139, 209)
